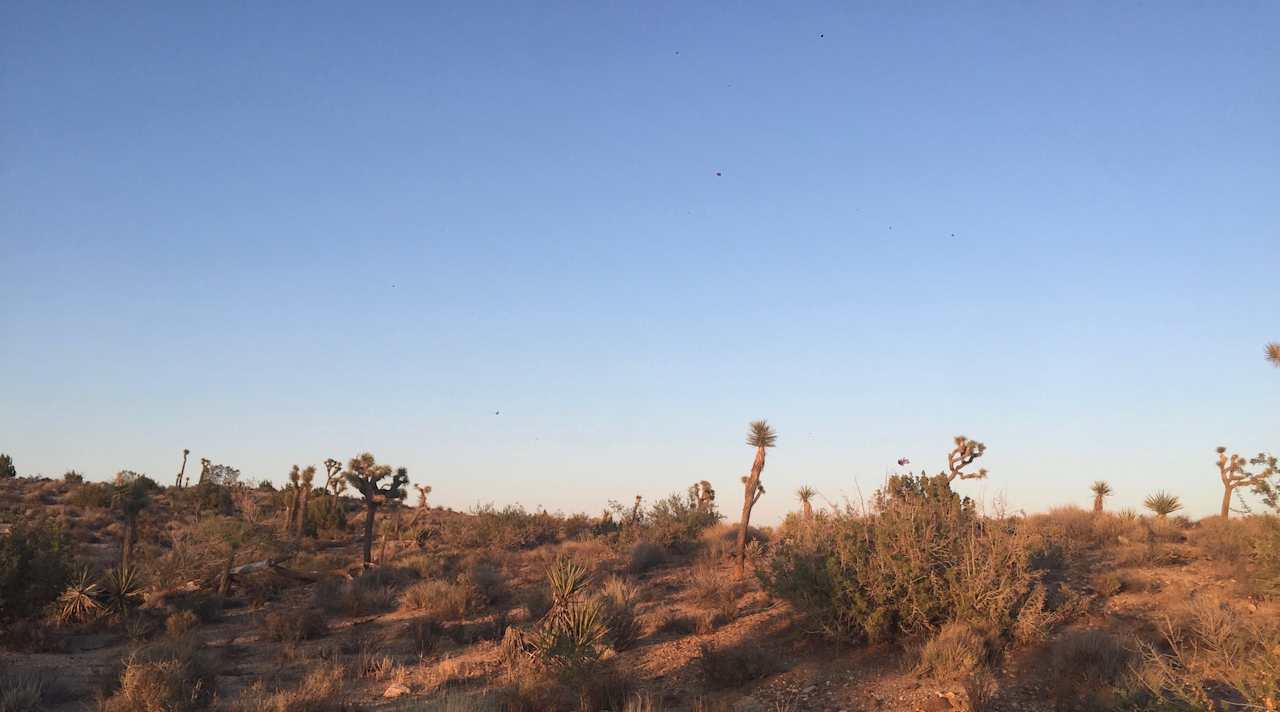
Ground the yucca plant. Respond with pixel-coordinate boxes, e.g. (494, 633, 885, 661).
(527, 598, 607, 673)
(1266, 342, 1280, 368)
(56, 568, 103, 625)
(796, 486, 816, 521)
(101, 565, 143, 618)
(547, 556, 592, 613)
(113, 476, 151, 569)
(1090, 481, 1112, 513)
(737, 419, 776, 579)
(1144, 491, 1183, 518)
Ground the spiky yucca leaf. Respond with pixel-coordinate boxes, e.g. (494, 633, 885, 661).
(546, 557, 591, 611)
(1144, 491, 1183, 517)
(796, 486, 816, 502)
(1090, 481, 1113, 497)
(57, 568, 103, 624)
(1266, 342, 1280, 368)
(746, 420, 777, 448)
(101, 565, 143, 617)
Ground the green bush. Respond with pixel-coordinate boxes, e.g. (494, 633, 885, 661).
(0, 520, 75, 622)
(762, 474, 1040, 644)
(444, 504, 561, 550)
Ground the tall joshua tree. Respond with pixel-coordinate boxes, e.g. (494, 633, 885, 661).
(343, 453, 409, 568)
(943, 436, 988, 483)
(694, 480, 716, 514)
(736, 420, 775, 579)
(113, 475, 151, 569)
(1090, 481, 1112, 513)
(796, 485, 816, 520)
(175, 448, 190, 488)
(1216, 446, 1277, 519)
(1266, 342, 1280, 368)
(287, 465, 316, 538)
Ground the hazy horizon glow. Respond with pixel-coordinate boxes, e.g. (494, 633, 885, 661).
(3, 2, 1277, 522)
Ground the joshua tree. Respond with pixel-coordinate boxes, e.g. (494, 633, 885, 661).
(694, 480, 716, 514)
(174, 449, 190, 488)
(736, 420, 775, 579)
(287, 465, 316, 537)
(113, 475, 151, 569)
(198, 458, 211, 485)
(1090, 481, 1112, 513)
(796, 485, 816, 520)
(409, 484, 433, 525)
(1144, 491, 1183, 519)
(943, 436, 988, 483)
(343, 453, 409, 568)
(322, 458, 343, 492)
(0, 453, 15, 479)
(1216, 447, 1277, 518)
(630, 495, 643, 526)
(1266, 342, 1280, 368)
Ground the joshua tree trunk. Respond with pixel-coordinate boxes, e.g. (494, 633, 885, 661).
(362, 502, 377, 567)
(218, 545, 239, 595)
(1093, 494, 1104, 513)
(121, 515, 137, 569)
(297, 486, 311, 538)
(1221, 485, 1235, 519)
(736, 446, 766, 579)
(801, 499, 813, 520)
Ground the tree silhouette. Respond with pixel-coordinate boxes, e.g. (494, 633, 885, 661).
(343, 453, 409, 568)
(736, 420, 775, 578)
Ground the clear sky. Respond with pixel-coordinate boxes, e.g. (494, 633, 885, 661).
(2, 2, 1277, 522)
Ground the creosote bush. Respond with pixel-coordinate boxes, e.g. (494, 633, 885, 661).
(763, 473, 1043, 645)
(0, 520, 74, 623)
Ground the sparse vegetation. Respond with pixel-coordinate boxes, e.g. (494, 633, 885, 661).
(1145, 491, 1184, 518)
(736, 419, 775, 579)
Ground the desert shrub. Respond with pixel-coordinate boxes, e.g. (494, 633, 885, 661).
(401, 579, 474, 620)
(518, 585, 553, 621)
(1137, 597, 1280, 710)
(100, 640, 218, 712)
(165, 610, 200, 638)
(1090, 571, 1124, 597)
(641, 490, 721, 550)
(0, 670, 54, 712)
(464, 561, 507, 606)
(62, 471, 84, 484)
(916, 622, 992, 679)
(1044, 629, 1133, 710)
(446, 504, 560, 550)
(0, 454, 14, 479)
(168, 592, 224, 624)
(596, 576, 641, 651)
(405, 617, 445, 656)
(397, 551, 447, 579)
(264, 609, 327, 643)
(230, 662, 351, 712)
(762, 474, 1041, 644)
(627, 541, 666, 573)
(690, 560, 737, 623)
(697, 642, 778, 689)
(1192, 515, 1280, 598)
(67, 482, 113, 508)
(0, 520, 74, 622)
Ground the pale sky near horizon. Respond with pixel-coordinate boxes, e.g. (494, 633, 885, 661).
(2, 2, 1277, 523)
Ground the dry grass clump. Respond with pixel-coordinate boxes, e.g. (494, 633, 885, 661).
(401, 579, 474, 620)
(627, 541, 666, 573)
(230, 662, 352, 712)
(464, 560, 508, 606)
(0, 671, 56, 712)
(264, 609, 327, 643)
(1044, 629, 1133, 709)
(165, 610, 200, 638)
(99, 640, 218, 712)
(916, 622, 992, 679)
(596, 576, 641, 651)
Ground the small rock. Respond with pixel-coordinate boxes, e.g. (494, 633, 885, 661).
(383, 683, 410, 699)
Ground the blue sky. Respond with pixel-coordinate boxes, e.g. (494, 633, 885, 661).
(2, 2, 1277, 522)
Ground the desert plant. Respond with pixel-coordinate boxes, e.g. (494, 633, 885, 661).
(1090, 481, 1112, 513)
(694, 480, 716, 514)
(0, 520, 74, 622)
(1144, 491, 1183, 518)
(1215, 447, 1276, 518)
(736, 419, 775, 579)
(0, 453, 15, 479)
(596, 576, 641, 651)
(62, 470, 84, 484)
(916, 622, 991, 678)
(174, 448, 190, 488)
(0, 670, 50, 712)
(113, 476, 151, 569)
(343, 453, 409, 567)
(796, 486, 816, 520)
(56, 568, 103, 625)
(697, 642, 777, 689)
(401, 579, 474, 620)
(165, 609, 199, 638)
(101, 564, 143, 619)
(284, 464, 316, 538)
(943, 435, 988, 482)
(1266, 342, 1280, 368)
